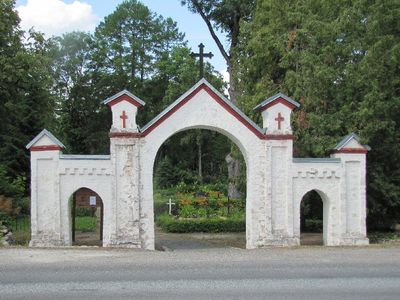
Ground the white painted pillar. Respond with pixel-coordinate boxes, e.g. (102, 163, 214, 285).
(264, 138, 297, 246)
(255, 92, 300, 246)
(26, 130, 66, 247)
(104, 89, 145, 248)
(108, 135, 142, 247)
(331, 151, 369, 245)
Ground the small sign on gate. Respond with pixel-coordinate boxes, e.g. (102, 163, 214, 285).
(89, 196, 96, 206)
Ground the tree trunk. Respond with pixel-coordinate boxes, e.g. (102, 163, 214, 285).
(226, 60, 242, 199)
(196, 131, 202, 182)
(189, 2, 243, 198)
(140, 37, 145, 82)
(131, 48, 136, 78)
(227, 56, 239, 105)
(225, 153, 242, 199)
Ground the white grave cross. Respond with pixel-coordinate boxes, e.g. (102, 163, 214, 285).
(167, 198, 175, 215)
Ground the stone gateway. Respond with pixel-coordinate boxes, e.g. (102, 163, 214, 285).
(26, 79, 370, 249)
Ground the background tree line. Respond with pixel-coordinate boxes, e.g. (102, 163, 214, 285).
(0, 0, 228, 219)
(0, 0, 399, 229)
(235, 0, 400, 228)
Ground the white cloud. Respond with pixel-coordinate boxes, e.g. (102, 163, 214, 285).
(219, 69, 230, 95)
(17, 0, 99, 37)
(220, 69, 230, 83)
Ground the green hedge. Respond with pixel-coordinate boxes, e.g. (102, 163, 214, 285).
(156, 214, 245, 233)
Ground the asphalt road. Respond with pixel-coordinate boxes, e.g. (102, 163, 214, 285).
(0, 245, 399, 299)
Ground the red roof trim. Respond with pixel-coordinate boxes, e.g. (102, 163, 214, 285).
(30, 145, 62, 151)
(141, 85, 201, 136)
(109, 132, 142, 138)
(107, 95, 142, 108)
(334, 148, 368, 154)
(203, 85, 265, 139)
(262, 134, 295, 140)
(258, 98, 296, 112)
(141, 84, 265, 139)
(140, 84, 296, 141)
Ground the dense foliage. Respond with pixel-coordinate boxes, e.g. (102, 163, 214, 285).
(181, 0, 256, 198)
(181, 0, 256, 102)
(237, 0, 400, 229)
(154, 130, 232, 188)
(0, 0, 398, 230)
(0, 0, 226, 219)
(0, 0, 55, 178)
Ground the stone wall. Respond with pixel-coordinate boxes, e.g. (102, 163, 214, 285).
(0, 222, 12, 246)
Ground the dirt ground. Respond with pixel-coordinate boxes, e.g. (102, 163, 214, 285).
(73, 228, 323, 249)
(73, 231, 102, 246)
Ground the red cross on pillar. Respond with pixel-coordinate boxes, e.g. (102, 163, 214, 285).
(275, 112, 284, 130)
(120, 110, 128, 128)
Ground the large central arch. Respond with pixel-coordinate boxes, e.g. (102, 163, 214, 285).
(138, 82, 266, 249)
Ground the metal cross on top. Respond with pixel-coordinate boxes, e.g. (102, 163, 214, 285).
(191, 43, 213, 79)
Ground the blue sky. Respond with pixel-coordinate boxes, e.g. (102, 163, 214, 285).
(15, 0, 228, 75)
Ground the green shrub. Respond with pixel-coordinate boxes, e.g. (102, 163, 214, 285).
(154, 186, 245, 219)
(12, 230, 30, 246)
(179, 205, 197, 218)
(18, 197, 30, 215)
(196, 207, 208, 218)
(154, 189, 181, 217)
(368, 231, 400, 243)
(154, 201, 169, 216)
(156, 214, 245, 233)
(174, 182, 228, 194)
(304, 219, 323, 233)
(75, 207, 95, 217)
(0, 211, 12, 227)
(175, 181, 199, 193)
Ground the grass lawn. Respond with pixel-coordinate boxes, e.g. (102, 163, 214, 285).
(75, 216, 97, 232)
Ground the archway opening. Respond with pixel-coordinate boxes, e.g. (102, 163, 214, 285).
(153, 129, 247, 250)
(300, 190, 324, 245)
(70, 188, 104, 246)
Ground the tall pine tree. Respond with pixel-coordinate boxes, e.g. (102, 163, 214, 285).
(238, 0, 400, 228)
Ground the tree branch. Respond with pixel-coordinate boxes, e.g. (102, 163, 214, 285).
(192, 0, 230, 65)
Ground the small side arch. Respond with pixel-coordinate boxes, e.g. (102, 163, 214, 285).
(68, 187, 104, 246)
(59, 179, 112, 246)
(297, 189, 330, 245)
